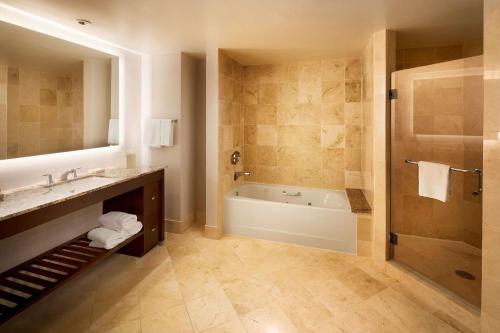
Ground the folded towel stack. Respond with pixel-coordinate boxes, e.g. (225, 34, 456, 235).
(99, 211, 143, 235)
(87, 211, 143, 250)
(87, 228, 127, 250)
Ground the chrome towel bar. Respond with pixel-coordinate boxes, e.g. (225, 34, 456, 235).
(404, 159, 482, 196)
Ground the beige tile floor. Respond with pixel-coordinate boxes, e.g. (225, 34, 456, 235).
(2, 224, 479, 333)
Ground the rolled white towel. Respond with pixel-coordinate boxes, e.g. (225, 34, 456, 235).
(87, 227, 126, 250)
(99, 211, 138, 233)
(124, 221, 143, 237)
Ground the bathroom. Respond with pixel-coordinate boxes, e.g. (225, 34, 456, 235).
(0, 0, 498, 332)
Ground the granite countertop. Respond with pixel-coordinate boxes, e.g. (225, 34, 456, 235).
(0, 166, 166, 222)
(346, 188, 372, 214)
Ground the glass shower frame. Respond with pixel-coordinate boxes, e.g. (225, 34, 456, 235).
(390, 56, 484, 307)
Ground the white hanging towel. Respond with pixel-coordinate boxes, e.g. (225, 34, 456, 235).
(159, 119, 174, 146)
(107, 119, 119, 145)
(143, 119, 162, 147)
(418, 161, 450, 202)
(143, 119, 174, 147)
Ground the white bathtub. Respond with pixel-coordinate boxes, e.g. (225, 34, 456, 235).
(224, 183, 357, 254)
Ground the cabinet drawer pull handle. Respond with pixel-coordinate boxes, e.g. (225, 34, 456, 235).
(151, 196, 156, 201)
(151, 228, 156, 232)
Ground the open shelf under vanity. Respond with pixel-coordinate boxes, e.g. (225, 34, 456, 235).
(0, 229, 144, 323)
(0, 168, 165, 325)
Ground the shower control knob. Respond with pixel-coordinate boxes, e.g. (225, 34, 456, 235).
(230, 151, 241, 165)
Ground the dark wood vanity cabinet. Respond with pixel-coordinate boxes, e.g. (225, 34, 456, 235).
(104, 178, 163, 255)
(101, 171, 165, 256)
(0, 169, 165, 244)
(0, 169, 165, 324)
(143, 180, 161, 252)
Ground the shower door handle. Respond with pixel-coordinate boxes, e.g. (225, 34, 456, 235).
(472, 169, 482, 196)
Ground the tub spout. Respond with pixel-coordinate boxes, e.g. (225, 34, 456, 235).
(234, 171, 251, 181)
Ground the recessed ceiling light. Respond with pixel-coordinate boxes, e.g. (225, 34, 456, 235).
(76, 19, 91, 26)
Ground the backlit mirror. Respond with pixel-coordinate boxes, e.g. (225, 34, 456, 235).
(0, 20, 118, 160)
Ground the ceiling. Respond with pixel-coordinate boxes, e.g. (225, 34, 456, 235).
(0, 0, 483, 64)
(0, 19, 114, 74)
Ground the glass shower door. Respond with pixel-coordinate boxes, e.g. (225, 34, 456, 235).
(390, 56, 483, 307)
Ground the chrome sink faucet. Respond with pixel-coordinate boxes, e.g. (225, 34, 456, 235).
(60, 168, 81, 182)
(234, 171, 251, 181)
(43, 174, 55, 188)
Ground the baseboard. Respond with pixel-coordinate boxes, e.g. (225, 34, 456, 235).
(204, 224, 222, 240)
(165, 214, 194, 234)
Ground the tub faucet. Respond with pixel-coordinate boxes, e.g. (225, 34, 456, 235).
(234, 171, 251, 181)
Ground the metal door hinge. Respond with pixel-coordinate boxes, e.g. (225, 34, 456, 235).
(389, 232, 398, 245)
(389, 89, 398, 100)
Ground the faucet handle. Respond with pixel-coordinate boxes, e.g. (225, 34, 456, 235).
(43, 174, 54, 187)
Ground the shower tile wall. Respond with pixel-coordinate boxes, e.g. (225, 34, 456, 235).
(396, 41, 483, 70)
(482, 0, 500, 329)
(361, 38, 374, 206)
(241, 59, 363, 189)
(391, 56, 483, 248)
(0, 64, 6, 159)
(0, 63, 84, 159)
(215, 52, 245, 237)
(218, 52, 244, 231)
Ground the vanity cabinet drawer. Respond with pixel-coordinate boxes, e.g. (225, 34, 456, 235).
(143, 211, 160, 252)
(143, 181, 161, 252)
(144, 181, 160, 214)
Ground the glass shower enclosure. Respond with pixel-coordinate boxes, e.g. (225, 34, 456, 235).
(390, 56, 483, 307)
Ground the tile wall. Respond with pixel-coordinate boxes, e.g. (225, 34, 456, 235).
(361, 37, 374, 206)
(217, 52, 244, 231)
(1, 63, 84, 159)
(396, 41, 482, 70)
(0, 64, 6, 160)
(241, 59, 363, 189)
(482, 0, 500, 330)
(357, 213, 373, 257)
(219, 52, 245, 193)
(371, 30, 396, 265)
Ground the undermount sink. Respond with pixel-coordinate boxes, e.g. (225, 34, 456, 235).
(0, 167, 165, 222)
(0, 176, 119, 221)
(48, 176, 117, 195)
